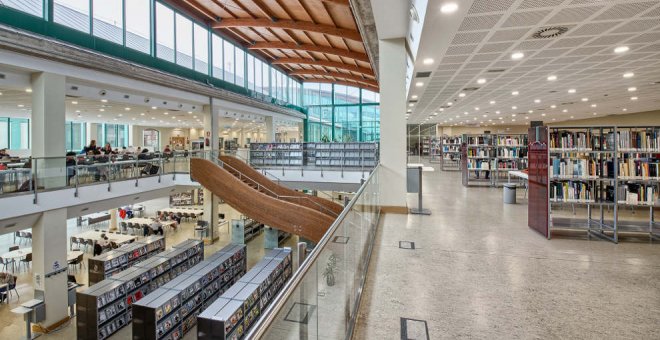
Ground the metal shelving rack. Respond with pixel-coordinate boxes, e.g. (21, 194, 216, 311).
(462, 134, 496, 187)
(493, 133, 528, 186)
(440, 136, 462, 170)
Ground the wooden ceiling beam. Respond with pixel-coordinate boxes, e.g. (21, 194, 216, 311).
(182, 0, 219, 20)
(289, 70, 378, 87)
(306, 78, 378, 92)
(244, 0, 278, 21)
(272, 58, 373, 77)
(249, 42, 369, 62)
(213, 18, 362, 42)
(320, 0, 350, 5)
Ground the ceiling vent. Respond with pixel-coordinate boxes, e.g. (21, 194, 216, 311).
(409, 100, 418, 103)
(531, 26, 569, 39)
(560, 102, 575, 105)
(487, 69, 506, 73)
(124, 94, 130, 99)
(463, 87, 480, 91)
(69, 86, 78, 90)
(416, 72, 432, 78)
(0, 73, 6, 79)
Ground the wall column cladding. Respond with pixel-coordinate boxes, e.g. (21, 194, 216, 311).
(203, 104, 220, 243)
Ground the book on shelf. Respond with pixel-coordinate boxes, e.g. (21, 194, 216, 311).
(617, 158, 660, 179)
(549, 130, 591, 150)
(617, 130, 660, 151)
(618, 183, 658, 206)
(550, 157, 599, 178)
(549, 181, 594, 203)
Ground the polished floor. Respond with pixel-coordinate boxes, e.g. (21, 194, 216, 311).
(0, 197, 299, 339)
(355, 165, 660, 339)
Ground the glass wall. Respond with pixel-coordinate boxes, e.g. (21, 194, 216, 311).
(304, 83, 379, 142)
(92, 0, 123, 45)
(143, 129, 160, 149)
(125, 0, 150, 54)
(65, 122, 86, 152)
(97, 124, 129, 149)
(0, 117, 30, 150)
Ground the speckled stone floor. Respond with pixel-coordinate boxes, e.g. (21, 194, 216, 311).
(354, 164, 660, 340)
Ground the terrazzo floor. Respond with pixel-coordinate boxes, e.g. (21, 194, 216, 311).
(354, 164, 660, 339)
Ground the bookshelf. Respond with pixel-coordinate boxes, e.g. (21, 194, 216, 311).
(197, 248, 293, 340)
(76, 239, 203, 340)
(132, 244, 247, 340)
(248, 142, 378, 168)
(440, 136, 462, 170)
(249, 143, 303, 167)
(461, 133, 528, 186)
(529, 125, 660, 243)
(88, 236, 166, 285)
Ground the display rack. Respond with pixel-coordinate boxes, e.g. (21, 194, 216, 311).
(170, 189, 204, 206)
(132, 244, 247, 340)
(76, 239, 203, 340)
(461, 133, 528, 186)
(529, 125, 660, 243)
(231, 218, 265, 244)
(429, 138, 442, 164)
(440, 136, 462, 170)
(249, 143, 303, 167)
(88, 236, 166, 285)
(197, 248, 293, 340)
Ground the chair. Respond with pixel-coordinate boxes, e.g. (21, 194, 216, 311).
(14, 231, 21, 244)
(0, 257, 11, 272)
(0, 276, 19, 302)
(18, 231, 26, 244)
(8, 246, 18, 252)
(20, 253, 32, 271)
(24, 232, 32, 244)
(70, 237, 79, 251)
(68, 254, 84, 272)
(110, 242, 118, 249)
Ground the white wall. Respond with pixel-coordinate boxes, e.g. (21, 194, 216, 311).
(130, 126, 205, 151)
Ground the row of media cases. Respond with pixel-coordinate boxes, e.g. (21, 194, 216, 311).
(248, 142, 378, 167)
(77, 237, 292, 340)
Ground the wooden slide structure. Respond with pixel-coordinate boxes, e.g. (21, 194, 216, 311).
(190, 158, 339, 243)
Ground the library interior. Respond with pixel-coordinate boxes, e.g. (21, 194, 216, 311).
(0, 0, 658, 339)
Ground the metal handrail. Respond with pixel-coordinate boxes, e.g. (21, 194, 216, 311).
(219, 150, 287, 186)
(244, 164, 380, 339)
(212, 157, 340, 217)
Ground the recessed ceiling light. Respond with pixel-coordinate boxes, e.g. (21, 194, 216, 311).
(631, 96, 638, 100)
(151, 106, 157, 109)
(151, 117, 156, 120)
(591, 104, 597, 108)
(477, 78, 486, 84)
(164, 112, 169, 115)
(482, 114, 487, 118)
(541, 113, 546, 117)
(75, 110, 80, 113)
(447, 102, 453, 106)
(440, 2, 458, 14)
(416, 82, 424, 87)
(512, 114, 517, 117)
(72, 101, 78, 105)
(411, 95, 418, 99)
(463, 112, 468, 115)
(568, 89, 576, 94)
(562, 109, 568, 113)
(528, 110, 533, 113)
(593, 112, 597, 115)
(407, 109, 412, 113)
(101, 99, 108, 103)
(512, 91, 519, 95)
(489, 100, 496, 104)
(97, 114, 102, 117)
(459, 92, 466, 97)
(17, 104, 24, 108)
(534, 99, 541, 103)
(25, 88, 32, 93)
(187, 111, 192, 114)
(423, 58, 434, 65)
(99, 108, 105, 112)
(512, 106, 517, 109)
(125, 107, 130, 111)
(581, 98, 588, 102)
(511, 52, 524, 60)
(140, 112, 145, 116)
(547, 75, 557, 81)
(550, 104, 557, 109)
(172, 116, 176, 119)
(628, 87, 637, 92)
(0, 92, 3, 95)
(496, 111, 500, 114)
(408, 103, 414, 107)
(623, 72, 634, 78)
(474, 107, 480, 111)
(614, 46, 629, 54)
(622, 108, 627, 111)
(439, 108, 444, 112)
(118, 113, 123, 117)
(570, 116, 574, 119)
(512, 119, 516, 122)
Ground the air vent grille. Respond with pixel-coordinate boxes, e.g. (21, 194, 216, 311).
(532, 26, 569, 39)
(416, 72, 432, 78)
(487, 69, 506, 73)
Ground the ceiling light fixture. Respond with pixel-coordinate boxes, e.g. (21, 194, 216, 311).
(412, 95, 418, 99)
(547, 75, 557, 81)
(423, 58, 434, 65)
(164, 112, 169, 115)
(512, 91, 519, 95)
(101, 99, 108, 103)
(408, 103, 414, 107)
(448, 102, 453, 106)
(614, 46, 629, 54)
(512, 106, 517, 110)
(550, 104, 557, 109)
(581, 98, 588, 102)
(591, 104, 597, 108)
(622, 108, 627, 111)
(631, 96, 638, 100)
(416, 82, 424, 87)
(477, 78, 486, 84)
(440, 2, 458, 14)
(17, 104, 24, 108)
(72, 101, 78, 105)
(125, 107, 131, 111)
(511, 52, 524, 60)
(25, 88, 32, 93)
(623, 72, 634, 78)
(534, 99, 541, 103)
(140, 112, 145, 116)
(562, 109, 568, 113)
(568, 89, 576, 94)
(628, 87, 637, 92)
(459, 92, 466, 97)
(490, 100, 496, 105)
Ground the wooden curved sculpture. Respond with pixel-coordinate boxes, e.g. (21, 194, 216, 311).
(219, 155, 344, 217)
(190, 158, 335, 243)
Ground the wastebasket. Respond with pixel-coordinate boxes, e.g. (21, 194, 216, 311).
(503, 183, 517, 204)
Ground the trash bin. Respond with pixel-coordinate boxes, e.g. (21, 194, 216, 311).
(503, 183, 517, 204)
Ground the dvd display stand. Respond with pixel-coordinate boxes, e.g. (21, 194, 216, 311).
(197, 248, 293, 340)
(76, 239, 203, 340)
(132, 244, 247, 340)
(441, 136, 462, 170)
(88, 236, 166, 285)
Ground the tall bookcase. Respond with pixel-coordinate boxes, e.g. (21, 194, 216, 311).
(249, 143, 304, 167)
(440, 136, 462, 170)
(76, 239, 203, 340)
(88, 236, 166, 285)
(462, 133, 528, 186)
(248, 142, 378, 168)
(528, 125, 660, 243)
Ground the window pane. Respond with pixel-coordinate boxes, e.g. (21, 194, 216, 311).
(93, 0, 123, 44)
(156, 2, 175, 62)
(212, 34, 223, 79)
(175, 14, 193, 69)
(194, 24, 208, 73)
(303, 82, 320, 106)
(234, 48, 245, 87)
(125, 0, 150, 53)
(65, 122, 72, 151)
(1, 0, 42, 17)
(10, 118, 29, 149)
(270, 68, 277, 97)
(320, 83, 332, 105)
(117, 125, 127, 148)
(105, 124, 117, 147)
(223, 41, 235, 83)
(0, 118, 9, 149)
(247, 55, 255, 91)
(261, 62, 269, 95)
(54, 0, 90, 33)
(347, 86, 360, 104)
(72, 122, 84, 151)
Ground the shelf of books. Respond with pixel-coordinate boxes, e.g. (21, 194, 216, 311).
(76, 239, 204, 340)
(88, 236, 166, 285)
(132, 244, 247, 340)
(493, 134, 528, 185)
(534, 126, 660, 243)
(440, 136, 462, 170)
(249, 143, 304, 167)
(429, 138, 442, 164)
(461, 134, 529, 186)
(197, 248, 293, 340)
(305, 142, 379, 168)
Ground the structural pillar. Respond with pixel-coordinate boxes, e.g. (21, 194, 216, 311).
(378, 38, 408, 210)
(32, 208, 68, 328)
(265, 116, 275, 142)
(264, 226, 279, 249)
(109, 208, 118, 232)
(31, 72, 66, 189)
(202, 103, 220, 243)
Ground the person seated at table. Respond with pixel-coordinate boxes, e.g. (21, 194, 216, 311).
(84, 140, 99, 154)
(99, 236, 110, 249)
(101, 143, 115, 155)
(66, 151, 77, 185)
(137, 148, 151, 160)
(0, 272, 14, 303)
(0, 148, 10, 159)
(93, 241, 103, 256)
(168, 212, 181, 227)
(147, 218, 164, 236)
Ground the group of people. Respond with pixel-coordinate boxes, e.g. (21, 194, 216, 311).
(141, 212, 181, 236)
(92, 233, 112, 256)
(0, 148, 11, 159)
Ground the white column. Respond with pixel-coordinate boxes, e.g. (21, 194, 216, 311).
(203, 104, 220, 243)
(378, 38, 408, 209)
(32, 208, 68, 327)
(265, 116, 275, 142)
(109, 208, 118, 232)
(298, 122, 304, 142)
(31, 72, 66, 189)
